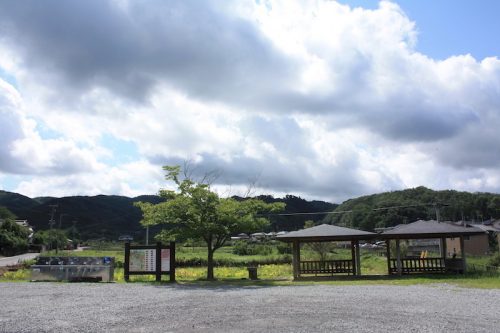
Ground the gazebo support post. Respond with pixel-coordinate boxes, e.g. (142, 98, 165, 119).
(396, 239, 402, 275)
(350, 241, 356, 275)
(441, 237, 447, 264)
(386, 239, 391, 275)
(292, 240, 300, 279)
(460, 235, 466, 273)
(355, 240, 361, 276)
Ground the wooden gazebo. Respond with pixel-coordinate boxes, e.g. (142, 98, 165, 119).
(277, 224, 376, 279)
(380, 220, 486, 275)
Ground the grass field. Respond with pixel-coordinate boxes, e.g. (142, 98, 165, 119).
(1, 245, 499, 289)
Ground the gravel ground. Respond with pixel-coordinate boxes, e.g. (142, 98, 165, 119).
(1, 282, 499, 333)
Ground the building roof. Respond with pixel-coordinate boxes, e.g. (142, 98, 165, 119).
(494, 220, 500, 230)
(470, 224, 499, 233)
(380, 220, 486, 239)
(276, 224, 376, 242)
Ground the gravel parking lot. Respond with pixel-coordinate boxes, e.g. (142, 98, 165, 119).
(1, 282, 499, 333)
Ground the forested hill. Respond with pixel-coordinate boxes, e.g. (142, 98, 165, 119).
(233, 195, 338, 232)
(322, 186, 500, 231)
(0, 191, 336, 240)
(0, 190, 164, 241)
(3, 187, 498, 239)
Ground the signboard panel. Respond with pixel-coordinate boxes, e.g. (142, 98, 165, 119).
(129, 249, 156, 272)
(161, 249, 170, 271)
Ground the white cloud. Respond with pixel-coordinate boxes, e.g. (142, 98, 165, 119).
(0, 0, 500, 202)
(14, 160, 164, 198)
(0, 78, 102, 175)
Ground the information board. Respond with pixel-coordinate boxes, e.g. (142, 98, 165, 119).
(124, 242, 175, 282)
(129, 249, 156, 272)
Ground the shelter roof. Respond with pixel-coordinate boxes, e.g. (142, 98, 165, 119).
(380, 220, 486, 239)
(276, 224, 376, 242)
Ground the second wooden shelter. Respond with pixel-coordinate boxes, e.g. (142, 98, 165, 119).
(379, 220, 485, 275)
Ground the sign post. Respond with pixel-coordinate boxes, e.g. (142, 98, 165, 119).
(124, 242, 175, 282)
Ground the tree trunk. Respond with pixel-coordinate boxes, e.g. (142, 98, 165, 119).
(207, 246, 215, 280)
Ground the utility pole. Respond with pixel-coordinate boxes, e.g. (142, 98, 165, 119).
(146, 226, 149, 245)
(58, 213, 68, 229)
(71, 220, 78, 248)
(48, 204, 58, 229)
(434, 203, 441, 222)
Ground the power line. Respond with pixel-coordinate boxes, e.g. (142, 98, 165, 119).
(372, 203, 425, 211)
(372, 203, 449, 211)
(373, 202, 450, 222)
(259, 210, 353, 217)
(259, 202, 450, 218)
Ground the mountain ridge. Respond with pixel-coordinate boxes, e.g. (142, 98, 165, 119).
(322, 186, 500, 231)
(0, 190, 337, 240)
(3, 186, 499, 239)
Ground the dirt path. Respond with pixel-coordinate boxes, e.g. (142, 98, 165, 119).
(0, 252, 38, 267)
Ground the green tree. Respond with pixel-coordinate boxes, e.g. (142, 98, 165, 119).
(0, 208, 29, 256)
(32, 229, 68, 253)
(136, 165, 285, 280)
(0, 206, 16, 220)
(303, 220, 335, 262)
(487, 197, 500, 219)
(303, 220, 315, 229)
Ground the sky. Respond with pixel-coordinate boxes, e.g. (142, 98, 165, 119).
(1, 0, 500, 204)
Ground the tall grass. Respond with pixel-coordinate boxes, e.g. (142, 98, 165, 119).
(86, 265, 292, 282)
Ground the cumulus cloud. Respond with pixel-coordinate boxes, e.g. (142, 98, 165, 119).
(0, 79, 101, 175)
(0, 0, 293, 106)
(14, 160, 164, 198)
(1, 0, 500, 201)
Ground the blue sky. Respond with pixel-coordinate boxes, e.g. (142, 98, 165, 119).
(0, 67, 17, 88)
(0, 0, 499, 202)
(341, 0, 500, 60)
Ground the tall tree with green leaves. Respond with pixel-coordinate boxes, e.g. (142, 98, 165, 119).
(0, 207, 29, 256)
(136, 165, 285, 280)
(303, 220, 335, 262)
(32, 229, 68, 253)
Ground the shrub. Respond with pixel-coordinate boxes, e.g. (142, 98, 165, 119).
(175, 256, 291, 267)
(307, 242, 336, 261)
(254, 244, 273, 256)
(232, 240, 274, 256)
(276, 242, 292, 254)
(32, 229, 68, 252)
(0, 219, 29, 256)
(232, 240, 251, 255)
(488, 253, 500, 267)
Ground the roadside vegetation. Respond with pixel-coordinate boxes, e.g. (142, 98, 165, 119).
(0, 207, 30, 256)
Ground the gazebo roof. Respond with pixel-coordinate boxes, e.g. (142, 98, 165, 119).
(276, 224, 376, 242)
(380, 220, 486, 239)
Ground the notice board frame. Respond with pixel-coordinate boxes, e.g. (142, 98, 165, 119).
(124, 242, 175, 282)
